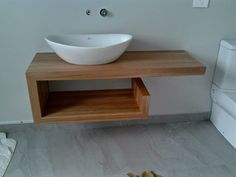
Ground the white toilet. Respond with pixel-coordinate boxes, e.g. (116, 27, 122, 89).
(211, 40, 236, 149)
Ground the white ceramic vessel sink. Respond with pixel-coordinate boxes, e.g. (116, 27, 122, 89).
(45, 34, 132, 65)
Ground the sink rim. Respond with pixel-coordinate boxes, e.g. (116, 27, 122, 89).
(45, 33, 133, 49)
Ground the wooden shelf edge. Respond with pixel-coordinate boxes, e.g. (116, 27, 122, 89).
(26, 51, 206, 80)
(36, 116, 148, 124)
(34, 112, 148, 124)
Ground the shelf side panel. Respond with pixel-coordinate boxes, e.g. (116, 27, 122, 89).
(132, 78, 150, 116)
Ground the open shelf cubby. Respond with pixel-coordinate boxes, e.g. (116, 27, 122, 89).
(26, 51, 206, 124)
(30, 78, 149, 124)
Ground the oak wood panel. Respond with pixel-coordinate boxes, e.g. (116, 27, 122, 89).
(26, 51, 206, 80)
(132, 78, 150, 116)
(37, 81, 49, 117)
(26, 76, 39, 122)
(26, 76, 50, 123)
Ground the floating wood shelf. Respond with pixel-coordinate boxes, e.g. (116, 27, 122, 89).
(26, 51, 206, 124)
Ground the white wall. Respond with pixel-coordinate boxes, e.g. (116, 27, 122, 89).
(0, 0, 236, 124)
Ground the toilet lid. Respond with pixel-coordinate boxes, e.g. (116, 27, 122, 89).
(226, 93, 236, 103)
(212, 89, 236, 118)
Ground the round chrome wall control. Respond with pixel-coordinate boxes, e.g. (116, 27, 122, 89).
(86, 9, 91, 15)
(100, 8, 108, 17)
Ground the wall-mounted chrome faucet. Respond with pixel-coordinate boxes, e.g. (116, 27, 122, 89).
(86, 8, 109, 17)
(100, 8, 108, 17)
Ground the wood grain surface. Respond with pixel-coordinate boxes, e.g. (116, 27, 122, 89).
(26, 51, 206, 80)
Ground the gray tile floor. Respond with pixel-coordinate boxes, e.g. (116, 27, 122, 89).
(1, 121, 236, 177)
